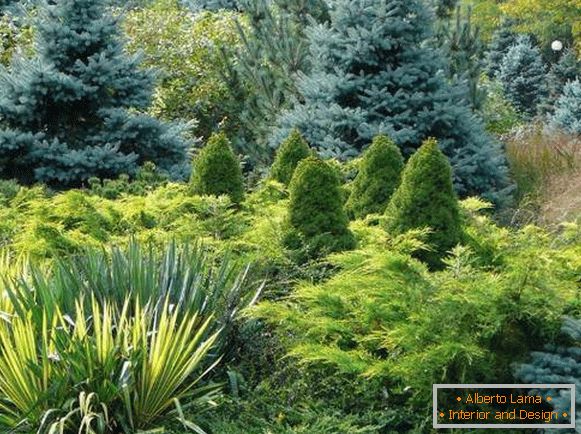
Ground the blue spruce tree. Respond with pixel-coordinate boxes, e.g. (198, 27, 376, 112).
(0, 0, 189, 186)
(184, 0, 239, 12)
(271, 0, 511, 203)
(498, 36, 547, 118)
(516, 317, 581, 433)
(550, 79, 581, 135)
(485, 20, 518, 79)
(545, 49, 581, 112)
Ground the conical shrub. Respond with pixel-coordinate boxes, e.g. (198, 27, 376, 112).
(288, 156, 355, 254)
(346, 135, 404, 219)
(191, 133, 244, 204)
(386, 138, 463, 269)
(270, 129, 311, 185)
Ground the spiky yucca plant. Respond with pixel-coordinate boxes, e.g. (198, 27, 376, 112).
(0, 296, 221, 433)
(0, 241, 263, 432)
(4, 241, 263, 355)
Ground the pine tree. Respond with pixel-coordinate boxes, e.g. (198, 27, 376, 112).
(345, 135, 403, 219)
(385, 139, 463, 270)
(550, 79, 581, 135)
(271, 0, 511, 205)
(227, 0, 328, 161)
(485, 20, 518, 78)
(516, 317, 581, 434)
(288, 156, 355, 254)
(498, 36, 548, 117)
(0, 0, 188, 187)
(431, 0, 459, 19)
(270, 129, 311, 186)
(190, 132, 244, 204)
(438, 5, 485, 110)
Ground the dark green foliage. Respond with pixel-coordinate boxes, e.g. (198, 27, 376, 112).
(385, 139, 463, 269)
(486, 20, 518, 78)
(516, 317, 581, 433)
(124, 5, 243, 144)
(272, 0, 511, 205)
(191, 133, 244, 204)
(288, 156, 355, 254)
(431, 0, 459, 19)
(439, 6, 486, 110)
(269, 129, 311, 185)
(0, 0, 189, 187)
(550, 79, 581, 135)
(345, 135, 403, 219)
(499, 36, 548, 117)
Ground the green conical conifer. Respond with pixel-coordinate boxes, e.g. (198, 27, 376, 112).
(190, 133, 244, 204)
(346, 135, 404, 219)
(270, 129, 311, 185)
(288, 156, 355, 253)
(386, 138, 463, 269)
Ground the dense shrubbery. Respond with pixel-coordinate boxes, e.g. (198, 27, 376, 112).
(0, 157, 577, 432)
(252, 199, 581, 429)
(0, 183, 243, 258)
(124, 3, 242, 141)
(0, 0, 579, 432)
